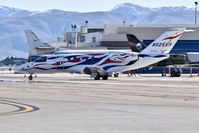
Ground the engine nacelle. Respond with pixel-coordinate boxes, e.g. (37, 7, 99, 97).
(83, 67, 107, 76)
(136, 43, 143, 51)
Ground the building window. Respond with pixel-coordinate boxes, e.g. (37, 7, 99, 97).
(92, 37, 96, 43)
(80, 36, 85, 42)
(87, 28, 104, 33)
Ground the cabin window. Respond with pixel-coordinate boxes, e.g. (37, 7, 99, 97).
(48, 56, 58, 60)
(34, 56, 47, 62)
(70, 57, 74, 61)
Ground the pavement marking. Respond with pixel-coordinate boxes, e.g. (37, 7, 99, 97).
(0, 79, 24, 82)
(35, 79, 199, 89)
(0, 100, 39, 116)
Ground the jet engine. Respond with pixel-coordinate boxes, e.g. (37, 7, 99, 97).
(83, 67, 108, 80)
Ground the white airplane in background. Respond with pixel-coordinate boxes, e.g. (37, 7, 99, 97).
(25, 29, 145, 58)
(15, 28, 190, 80)
(24, 29, 146, 78)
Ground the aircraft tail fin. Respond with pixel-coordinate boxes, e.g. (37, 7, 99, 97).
(140, 28, 187, 55)
(126, 34, 146, 52)
(25, 30, 54, 56)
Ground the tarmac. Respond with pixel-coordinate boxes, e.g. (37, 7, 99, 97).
(0, 72, 199, 133)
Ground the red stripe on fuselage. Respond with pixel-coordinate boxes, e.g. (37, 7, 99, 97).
(101, 58, 122, 65)
(52, 61, 66, 66)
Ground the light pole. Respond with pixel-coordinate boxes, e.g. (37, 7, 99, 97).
(123, 20, 126, 26)
(85, 20, 88, 26)
(195, 1, 198, 25)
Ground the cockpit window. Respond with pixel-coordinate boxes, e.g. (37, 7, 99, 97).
(34, 56, 47, 62)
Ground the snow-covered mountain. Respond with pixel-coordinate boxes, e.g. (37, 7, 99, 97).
(0, 6, 34, 17)
(111, 3, 153, 15)
(0, 3, 196, 60)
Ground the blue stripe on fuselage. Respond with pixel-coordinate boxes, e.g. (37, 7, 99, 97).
(139, 54, 167, 58)
(103, 60, 138, 71)
(78, 55, 108, 65)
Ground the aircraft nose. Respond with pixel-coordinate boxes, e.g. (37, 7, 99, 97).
(14, 63, 30, 73)
(14, 65, 23, 73)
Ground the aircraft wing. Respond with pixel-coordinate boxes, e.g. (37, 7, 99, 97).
(150, 52, 199, 68)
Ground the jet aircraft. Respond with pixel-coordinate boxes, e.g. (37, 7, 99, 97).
(15, 28, 189, 80)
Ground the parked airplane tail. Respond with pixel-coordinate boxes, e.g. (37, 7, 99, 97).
(25, 30, 55, 57)
(126, 34, 146, 52)
(126, 28, 193, 72)
(140, 28, 187, 55)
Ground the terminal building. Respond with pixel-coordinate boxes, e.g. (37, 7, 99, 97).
(61, 24, 199, 54)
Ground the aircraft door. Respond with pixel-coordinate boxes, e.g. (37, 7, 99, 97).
(55, 56, 64, 71)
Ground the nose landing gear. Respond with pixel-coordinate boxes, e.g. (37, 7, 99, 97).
(28, 74, 33, 80)
(27, 74, 37, 80)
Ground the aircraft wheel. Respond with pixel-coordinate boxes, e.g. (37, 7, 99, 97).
(175, 72, 181, 77)
(114, 73, 119, 77)
(94, 74, 101, 80)
(171, 71, 181, 77)
(171, 71, 175, 77)
(28, 75, 33, 80)
(162, 72, 166, 77)
(102, 75, 108, 80)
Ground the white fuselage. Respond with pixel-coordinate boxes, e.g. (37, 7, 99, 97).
(18, 28, 187, 80)
(15, 51, 169, 75)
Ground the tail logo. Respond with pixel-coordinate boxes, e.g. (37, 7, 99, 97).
(152, 33, 182, 47)
(163, 33, 181, 41)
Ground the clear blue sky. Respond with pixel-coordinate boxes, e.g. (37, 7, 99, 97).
(0, 0, 197, 12)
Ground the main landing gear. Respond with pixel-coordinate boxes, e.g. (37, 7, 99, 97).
(94, 74, 109, 80)
(171, 70, 181, 77)
(113, 73, 119, 77)
(170, 68, 182, 77)
(94, 73, 119, 80)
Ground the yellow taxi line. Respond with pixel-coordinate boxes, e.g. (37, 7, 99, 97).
(0, 100, 39, 116)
